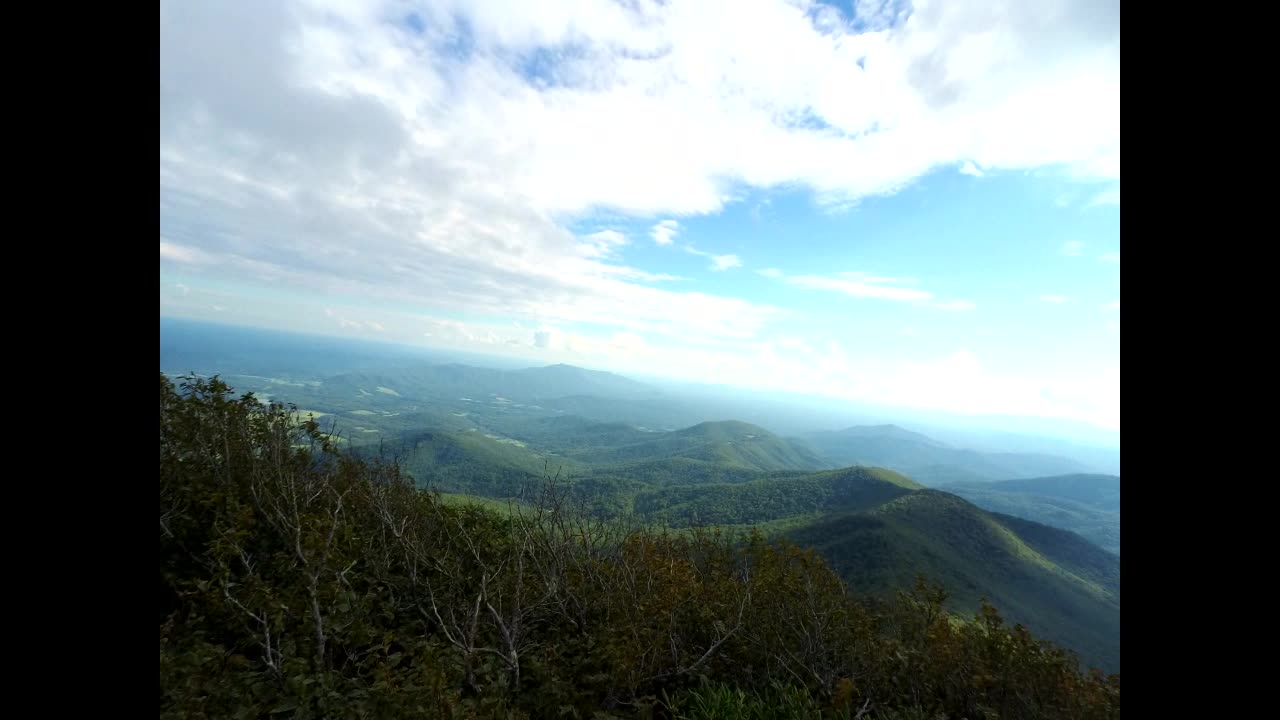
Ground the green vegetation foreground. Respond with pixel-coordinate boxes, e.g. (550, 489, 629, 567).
(160, 375, 1119, 719)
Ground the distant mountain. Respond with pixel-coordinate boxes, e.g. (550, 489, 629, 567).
(511, 363, 657, 400)
(804, 424, 1096, 485)
(817, 424, 948, 446)
(960, 474, 1120, 512)
(573, 420, 829, 472)
(910, 425, 1121, 475)
(497, 415, 657, 453)
(946, 474, 1120, 554)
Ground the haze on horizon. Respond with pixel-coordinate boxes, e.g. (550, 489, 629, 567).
(159, 0, 1120, 433)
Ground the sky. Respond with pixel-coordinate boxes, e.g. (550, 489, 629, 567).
(159, 0, 1120, 432)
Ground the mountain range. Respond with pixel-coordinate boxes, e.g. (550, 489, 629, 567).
(160, 323, 1121, 671)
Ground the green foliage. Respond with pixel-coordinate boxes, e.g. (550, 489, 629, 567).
(572, 421, 827, 472)
(947, 476, 1120, 554)
(787, 493, 1120, 672)
(632, 467, 919, 525)
(165, 368, 1120, 672)
(161, 375, 1118, 719)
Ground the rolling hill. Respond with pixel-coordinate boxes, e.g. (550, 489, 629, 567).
(959, 474, 1121, 511)
(379, 429, 584, 497)
(946, 474, 1120, 554)
(351, 416, 1121, 670)
(572, 420, 829, 471)
(632, 466, 921, 525)
(784, 490, 1121, 671)
(615, 465, 1121, 672)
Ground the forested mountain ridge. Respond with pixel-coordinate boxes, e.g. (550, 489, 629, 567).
(160, 374, 1119, 718)
(159, 369, 1121, 670)
(946, 474, 1121, 555)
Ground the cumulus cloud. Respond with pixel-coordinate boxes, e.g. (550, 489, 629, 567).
(159, 0, 1117, 426)
(959, 161, 984, 177)
(1061, 241, 1084, 256)
(161, 0, 1119, 244)
(650, 220, 679, 245)
(579, 229, 629, 258)
(758, 267, 784, 278)
(710, 254, 743, 271)
(683, 243, 743, 271)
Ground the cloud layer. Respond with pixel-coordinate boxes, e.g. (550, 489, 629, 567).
(160, 0, 1119, 427)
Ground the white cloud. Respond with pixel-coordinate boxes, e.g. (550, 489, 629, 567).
(162, 0, 1119, 224)
(758, 267, 783, 278)
(159, 0, 1117, 428)
(160, 239, 215, 265)
(787, 273, 932, 302)
(1097, 251, 1120, 264)
(579, 229, 629, 258)
(1061, 240, 1084, 256)
(534, 325, 566, 350)
(1102, 300, 1119, 311)
(710, 254, 743, 271)
(684, 243, 743, 271)
(1039, 294, 1067, 304)
(959, 161, 984, 177)
(760, 269, 975, 310)
(650, 219, 679, 245)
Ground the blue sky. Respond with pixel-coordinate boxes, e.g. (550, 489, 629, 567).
(160, 0, 1120, 431)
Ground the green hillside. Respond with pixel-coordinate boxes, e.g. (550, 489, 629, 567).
(575, 420, 828, 471)
(615, 465, 1121, 672)
(161, 374, 1120, 719)
(633, 466, 921, 525)
(495, 414, 657, 453)
(947, 474, 1120, 554)
(182, 373, 1120, 673)
(387, 429, 584, 497)
(968, 474, 1121, 511)
(788, 491, 1121, 671)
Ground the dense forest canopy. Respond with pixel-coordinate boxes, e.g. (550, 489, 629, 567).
(160, 375, 1118, 718)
